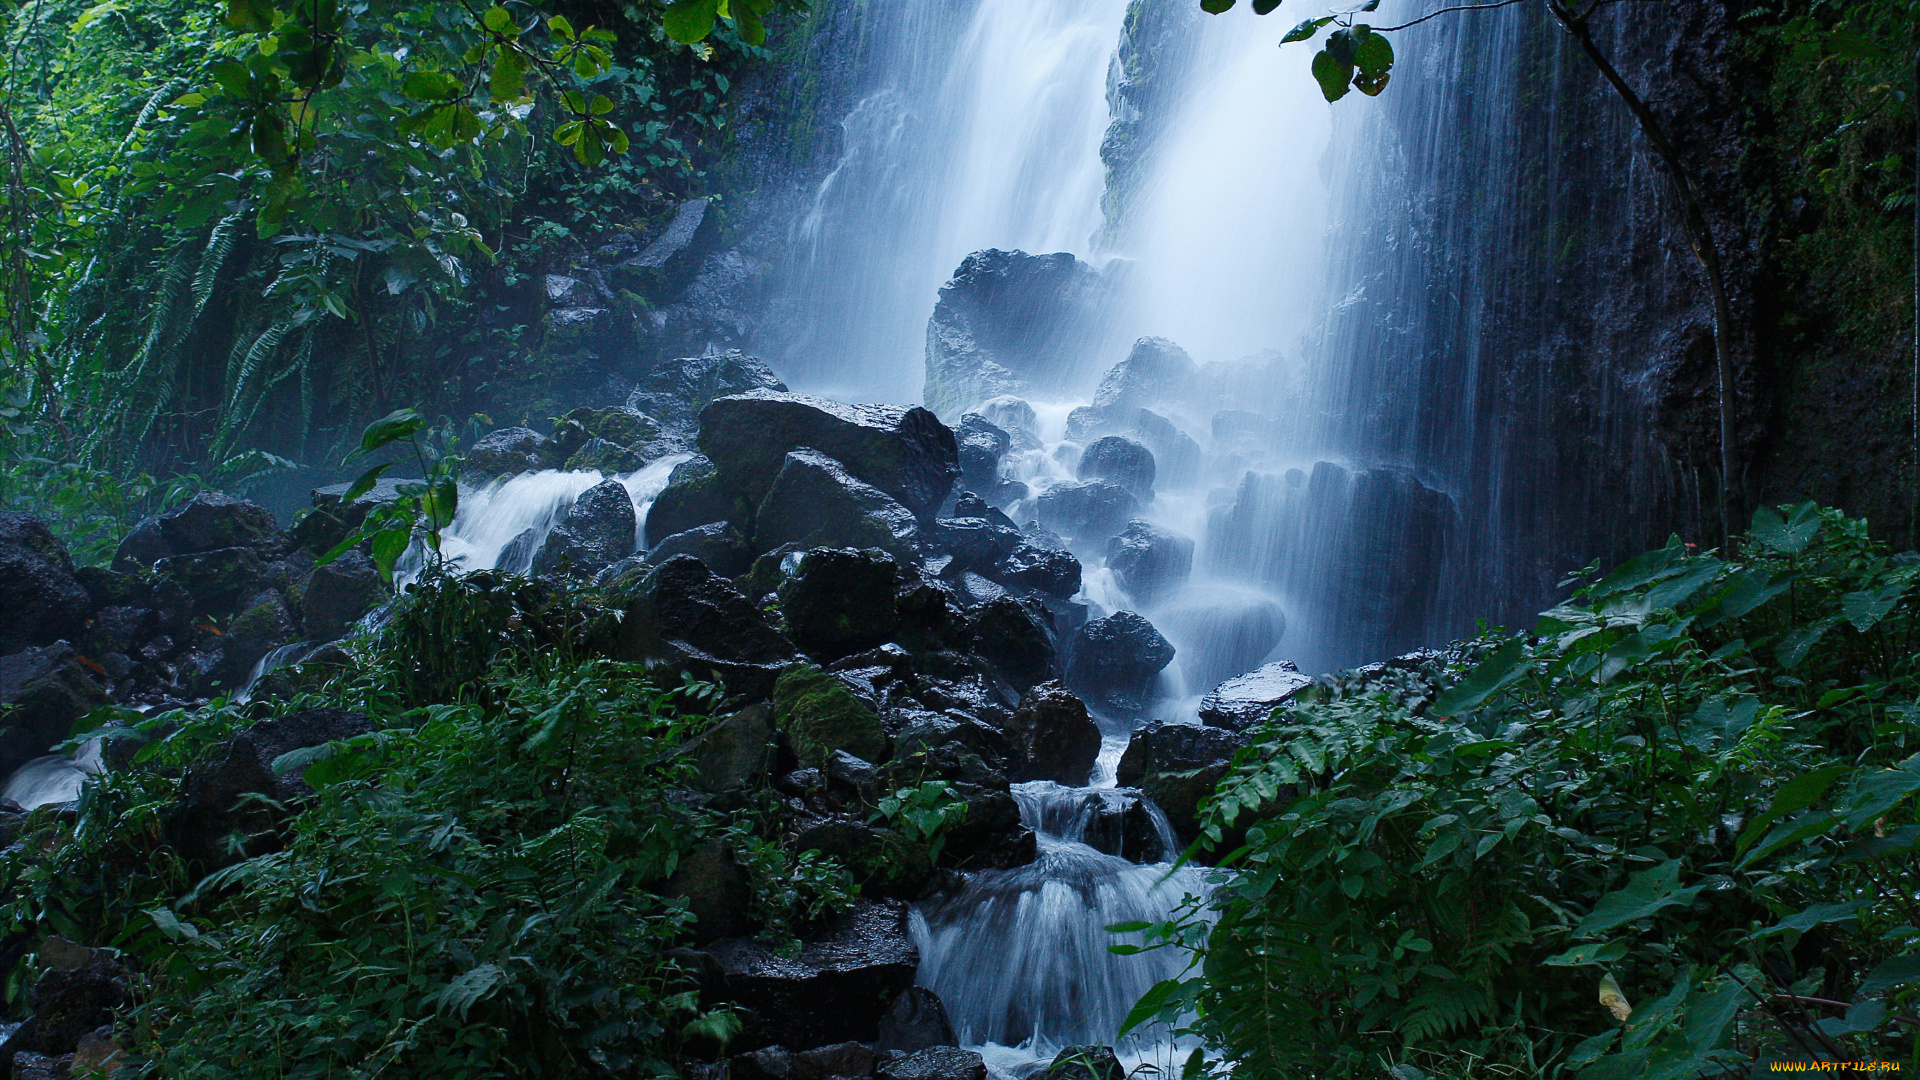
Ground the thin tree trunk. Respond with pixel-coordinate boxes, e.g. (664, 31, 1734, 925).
(1911, 46, 1918, 543)
(1545, 0, 1740, 543)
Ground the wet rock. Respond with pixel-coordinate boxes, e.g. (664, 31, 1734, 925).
(955, 413, 1011, 494)
(645, 456, 751, 545)
(968, 597, 1057, 693)
(935, 517, 1023, 572)
(1104, 521, 1193, 607)
(942, 787, 1036, 870)
(700, 390, 959, 518)
(217, 590, 299, 686)
(1077, 436, 1156, 501)
(879, 1046, 987, 1080)
(1092, 337, 1196, 415)
(551, 405, 663, 458)
(1036, 481, 1138, 546)
(0, 513, 90, 654)
(85, 606, 154, 657)
(778, 547, 902, 660)
(1116, 722, 1251, 841)
(1077, 789, 1168, 864)
(1046, 1044, 1124, 1080)
(157, 491, 280, 556)
(616, 556, 796, 695)
(169, 706, 371, 871)
(0, 644, 112, 778)
(642, 521, 749, 579)
(729, 1046, 793, 1080)
(1199, 660, 1312, 731)
(531, 479, 637, 579)
(1155, 588, 1287, 692)
(894, 579, 966, 652)
(951, 493, 1018, 530)
(154, 546, 267, 616)
(755, 450, 922, 558)
(891, 710, 1014, 783)
(74, 566, 144, 609)
(1130, 409, 1203, 489)
(791, 1041, 876, 1080)
(774, 664, 888, 769)
(111, 516, 173, 572)
(704, 899, 918, 1051)
(562, 436, 642, 474)
(301, 550, 386, 641)
(684, 702, 775, 793)
(924, 249, 1112, 416)
(71, 1026, 124, 1077)
(987, 541, 1082, 599)
(1006, 681, 1100, 786)
(28, 950, 128, 1057)
(877, 986, 958, 1054)
(1065, 611, 1174, 716)
(628, 351, 787, 434)
(976, 395, 1041, 449)
(465, 426, 557, 479)
(666, 838, 754, 944)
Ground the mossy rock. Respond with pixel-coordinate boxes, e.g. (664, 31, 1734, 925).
(773, 663, 887, 769)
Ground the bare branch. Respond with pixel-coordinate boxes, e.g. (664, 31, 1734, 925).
(1376, 0, 1527, 34)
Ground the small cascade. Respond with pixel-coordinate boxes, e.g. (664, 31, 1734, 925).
(3, 737, 104, 811)
(913, 782, 1210, 1078)
(233, 640, 321, 704)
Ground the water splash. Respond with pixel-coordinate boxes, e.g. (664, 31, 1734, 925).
(4, 738, 104, 810)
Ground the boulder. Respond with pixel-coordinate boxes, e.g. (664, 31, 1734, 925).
(1104, 521, 1193, 607)
(157, 491, 280, 556)
(876, 986, 958, 1054)
(790, 1042, 876, 1080)
(1036, 481, 1138, 546)
(111, 516, 173, 572)
(1155, 588, 1287, 692)
(563, 437, 642, 474)
(1199, 660, 1312, 731)
(703, 899, 918, 1051)
(777, 548, 901, 660)
(531, 479, 636, 579)
(941, 786, 1037, 870)
(968, 597, 1056, 693)
(976, 395, 1041, 449)
(699, 391, 959, 518)
(1065, 611, 1174, 716)
(153, 546, 267, 616)
(646, 521, 752, 579)
(754, 450, 921, 558)
(1092, 337, 1197, 414)
(1047, 1045, 1125, 1080)
(85, 605, 154, 658)
(0, 643, 111, 777)
(0, 513, 90, 654)
(1005, 681, 1100, 786)
(683, 702, 775, 793)
(465, 426, 556, 479)
(773, 664, 888, 769)
(551, 405, 663, 459)
(665, 839, 754, 944)
(1074, 789, 1169, 864)
(1130, 409, 1204, 489)
(645, 456, 751, 546)
(1077, 436, 1156, 501)
(628, 351, 787, 434)
(729, 1046, 792, 1080)
(616, 556, 796, 695)
(879, 1046, 987, 1080)
(168, 707, 371, 871)
(1116, 722, 1251, 840)
(26, 949, 128, 1057)
(301, 550, 387, 641)
(923, 249, 1112, 416)
(986, 542, 1081, 599)
(954, 413, 1011, 494)
(217, 590, 300, 687)
(935, 517, 1023, 572)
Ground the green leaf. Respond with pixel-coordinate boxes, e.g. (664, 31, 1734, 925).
(729, 0, 766, 45)
(1750, 900, 1869, 940)
(1352, 26, 1392, 96)
(402, 71, 465, 102)
(1816, 999, 1886, 1037)
(1323, 27, 1357, 65)
(433, 963, 506, 1019)
(1749, 502, 1821, 553)
(1543, 941, 1628, 967)
(481, 5, 513, 33)
(369, 525, 413, 577)
(351, 408, 426, 460)
(1589, 540, 1690, 599)
(148, 907, 200, 941)
(1281, 16, 1331, 42)
(1735, 764, 1848, 858)
(225, 0, 275, 32)
(1574, 860, 1706, 937)
(1252, 0, 1282, 13)
(1839, 753, 1920, 830)
(1841, 583, 1905, 632)
(1680, 695, 1759, 752)
(1774, 616, 1837, 670)
(342, 461, 393, 504)
(490, 49, 527, 102)
(422, 476, 458, 530)
(1736, 810, 1842, 869)
(1117, 978, 1185, 1037)
(1201, 0, 1237, 12)
(547, 13, 576, 40)
(1433, 639, 1531, 715)
(663, 0, 721, 43)
(1860, 952, 1920, 994)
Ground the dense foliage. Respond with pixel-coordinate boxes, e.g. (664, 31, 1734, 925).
(0, 571, 896, 1078)
(1133, 505, 1920, 1077)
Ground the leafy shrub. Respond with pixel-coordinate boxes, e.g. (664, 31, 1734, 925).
(1133, 505, 1920, 1078)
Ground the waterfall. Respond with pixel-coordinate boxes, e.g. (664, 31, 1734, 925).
(3, 738, 104, 811)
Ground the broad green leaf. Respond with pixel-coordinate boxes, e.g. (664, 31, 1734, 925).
(1736, 809, 1841, 869)
(1815, 999, 1885, 1036)
(1311, 49, 1352, 101)
(402, 70, 465, 101)
(1543, 941, 1628, 967)
(1588, 540, 1689, 598)
(1750, 900, 1868, 940)
(1433, 639, 1531, 715)
(423, 475, 458, 530)
(1774, 616, 1836, 669)
(1352, 26, 1392, 96)
(1841, 583, 1905, 632)
(663, 0, 722, 43)
(547, 13, 576, 40)
(1281, 16, 1331, 42)
(1117, 978, 1180, 1037)
(225, 0, 275, 32)
(1749, 501, 1820, 553)
(1839, 753, 1920, 830)
(1735, 764, 1848, 858)
(1859, 952, 1920, 994)
(1252, 0, 1282, 13)
(148, 907, 200, 941)
(342, 461, 393, 504)
(1575, 860, 1705, 937)
(369, 525, 413, 577)
(481, 5, 513, 33)
(352, 408, 426, 459)
(1643, 561, 1724, 611)
(433, 963, 505, 1019)
(1680, 695, 1758, 752)
(1201, 0, 1237, 12)
(491, 49, 527, 102)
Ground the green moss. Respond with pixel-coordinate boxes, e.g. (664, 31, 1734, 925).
(772, 663, 887, 769)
